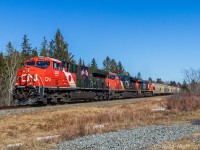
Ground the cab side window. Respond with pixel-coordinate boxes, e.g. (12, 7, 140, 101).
(53, 62, 57, 69)
(108, 75, 115, 80)
(53, 62, 61, 70)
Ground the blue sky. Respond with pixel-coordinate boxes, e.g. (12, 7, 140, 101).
(0, 0, 200, 83)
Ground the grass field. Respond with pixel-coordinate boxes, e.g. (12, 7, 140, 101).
(0, 95, 200, 149)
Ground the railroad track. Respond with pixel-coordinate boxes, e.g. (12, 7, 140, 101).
(0, 95, 170, 116)
(0, 105, 31, 110)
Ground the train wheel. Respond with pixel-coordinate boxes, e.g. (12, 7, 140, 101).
(64, 93, 71, 102)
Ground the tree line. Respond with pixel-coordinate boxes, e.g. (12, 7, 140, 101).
(0, 29, 191, 106)
(2, 29, 130, 74)
(0, 29, 130, 105)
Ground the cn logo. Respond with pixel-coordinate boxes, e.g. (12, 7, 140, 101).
(21, 74, 27, 82)
(45, 77, 51, 82)
(21, 74, 38, 82)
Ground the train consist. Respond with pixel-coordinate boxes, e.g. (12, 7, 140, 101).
(13, 56, 180, 105)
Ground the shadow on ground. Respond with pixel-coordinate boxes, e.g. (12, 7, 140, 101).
(191, 120, 200, 125)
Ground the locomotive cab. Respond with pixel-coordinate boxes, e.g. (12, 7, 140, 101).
(17, 56, 51, 87)
(106, 73, 124, 90)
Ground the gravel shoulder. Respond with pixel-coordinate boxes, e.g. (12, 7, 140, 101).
(57, 122, 200, 150)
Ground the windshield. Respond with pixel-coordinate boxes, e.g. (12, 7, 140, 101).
(36, 61, 50, 68)
(26, 61, 35, 66)
(108, 75, 115, 80)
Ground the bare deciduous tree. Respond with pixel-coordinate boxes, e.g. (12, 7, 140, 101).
(2, 51, 20, 105)
(183, 68, 200, 94)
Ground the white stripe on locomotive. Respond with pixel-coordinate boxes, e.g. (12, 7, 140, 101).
(62, 69, 76, 88)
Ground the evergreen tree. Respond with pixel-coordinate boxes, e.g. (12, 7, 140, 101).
(182, 79, 189, 92)
(40, 36, 49, 56)
(169, 81, 177, 87)
(54, 29, 67, 59)
(177, 82, 182, 87)
(49, 40, 55, 58)
(21, 34, 32, 64)
(148, 77, 153, 82)
(82, 60, 85, 66)
(137, 72, 142, 79)
(117, 61, 124, 74)
(90, 58, 98, 70)
(125, 71, 130, 76)
(156, 78, 164, 84)
(110, 59, 117, 73)
(78, 58, 83, 66)
(31, 47, 38, 56)
(103, 56, 111, 72)
(69, 54, 76, 64)
(21, 34, 32, 57)
(50, 29, 75, 62)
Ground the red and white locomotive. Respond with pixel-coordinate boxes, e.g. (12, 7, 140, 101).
(13, 56, 177, 105)
(14, 56, 109, 105)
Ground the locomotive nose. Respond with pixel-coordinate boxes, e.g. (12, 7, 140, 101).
(20, 66, 37, 86)
(23, 66, 35, 73)
(27, 67, 30, 73)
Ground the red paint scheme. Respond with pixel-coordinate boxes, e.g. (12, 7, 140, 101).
(148, 81, 154, 91)
(16, 56, 76, 88)
(16, 56, 155, 92)
(106, 73, 124, 90)
(14, 56, 164, 105)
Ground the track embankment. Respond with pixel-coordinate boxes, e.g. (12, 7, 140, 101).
(0, 96, 169, 116)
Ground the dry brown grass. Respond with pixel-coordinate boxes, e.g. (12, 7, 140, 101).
(149, 132, 200, 150)
(166, 94, 200, 111)
(150, 140, 200, 150)
(0, 96, 200, 149)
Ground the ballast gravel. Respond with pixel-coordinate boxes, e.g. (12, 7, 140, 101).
(57, 123, 200, 150)
(0, 96, 168, 116)
(193, 137, 200, 143)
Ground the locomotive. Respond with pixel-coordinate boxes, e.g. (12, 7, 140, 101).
(13, 56, 179, 105)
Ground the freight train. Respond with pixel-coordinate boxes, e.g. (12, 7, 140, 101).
(13, 56, 180, 105)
